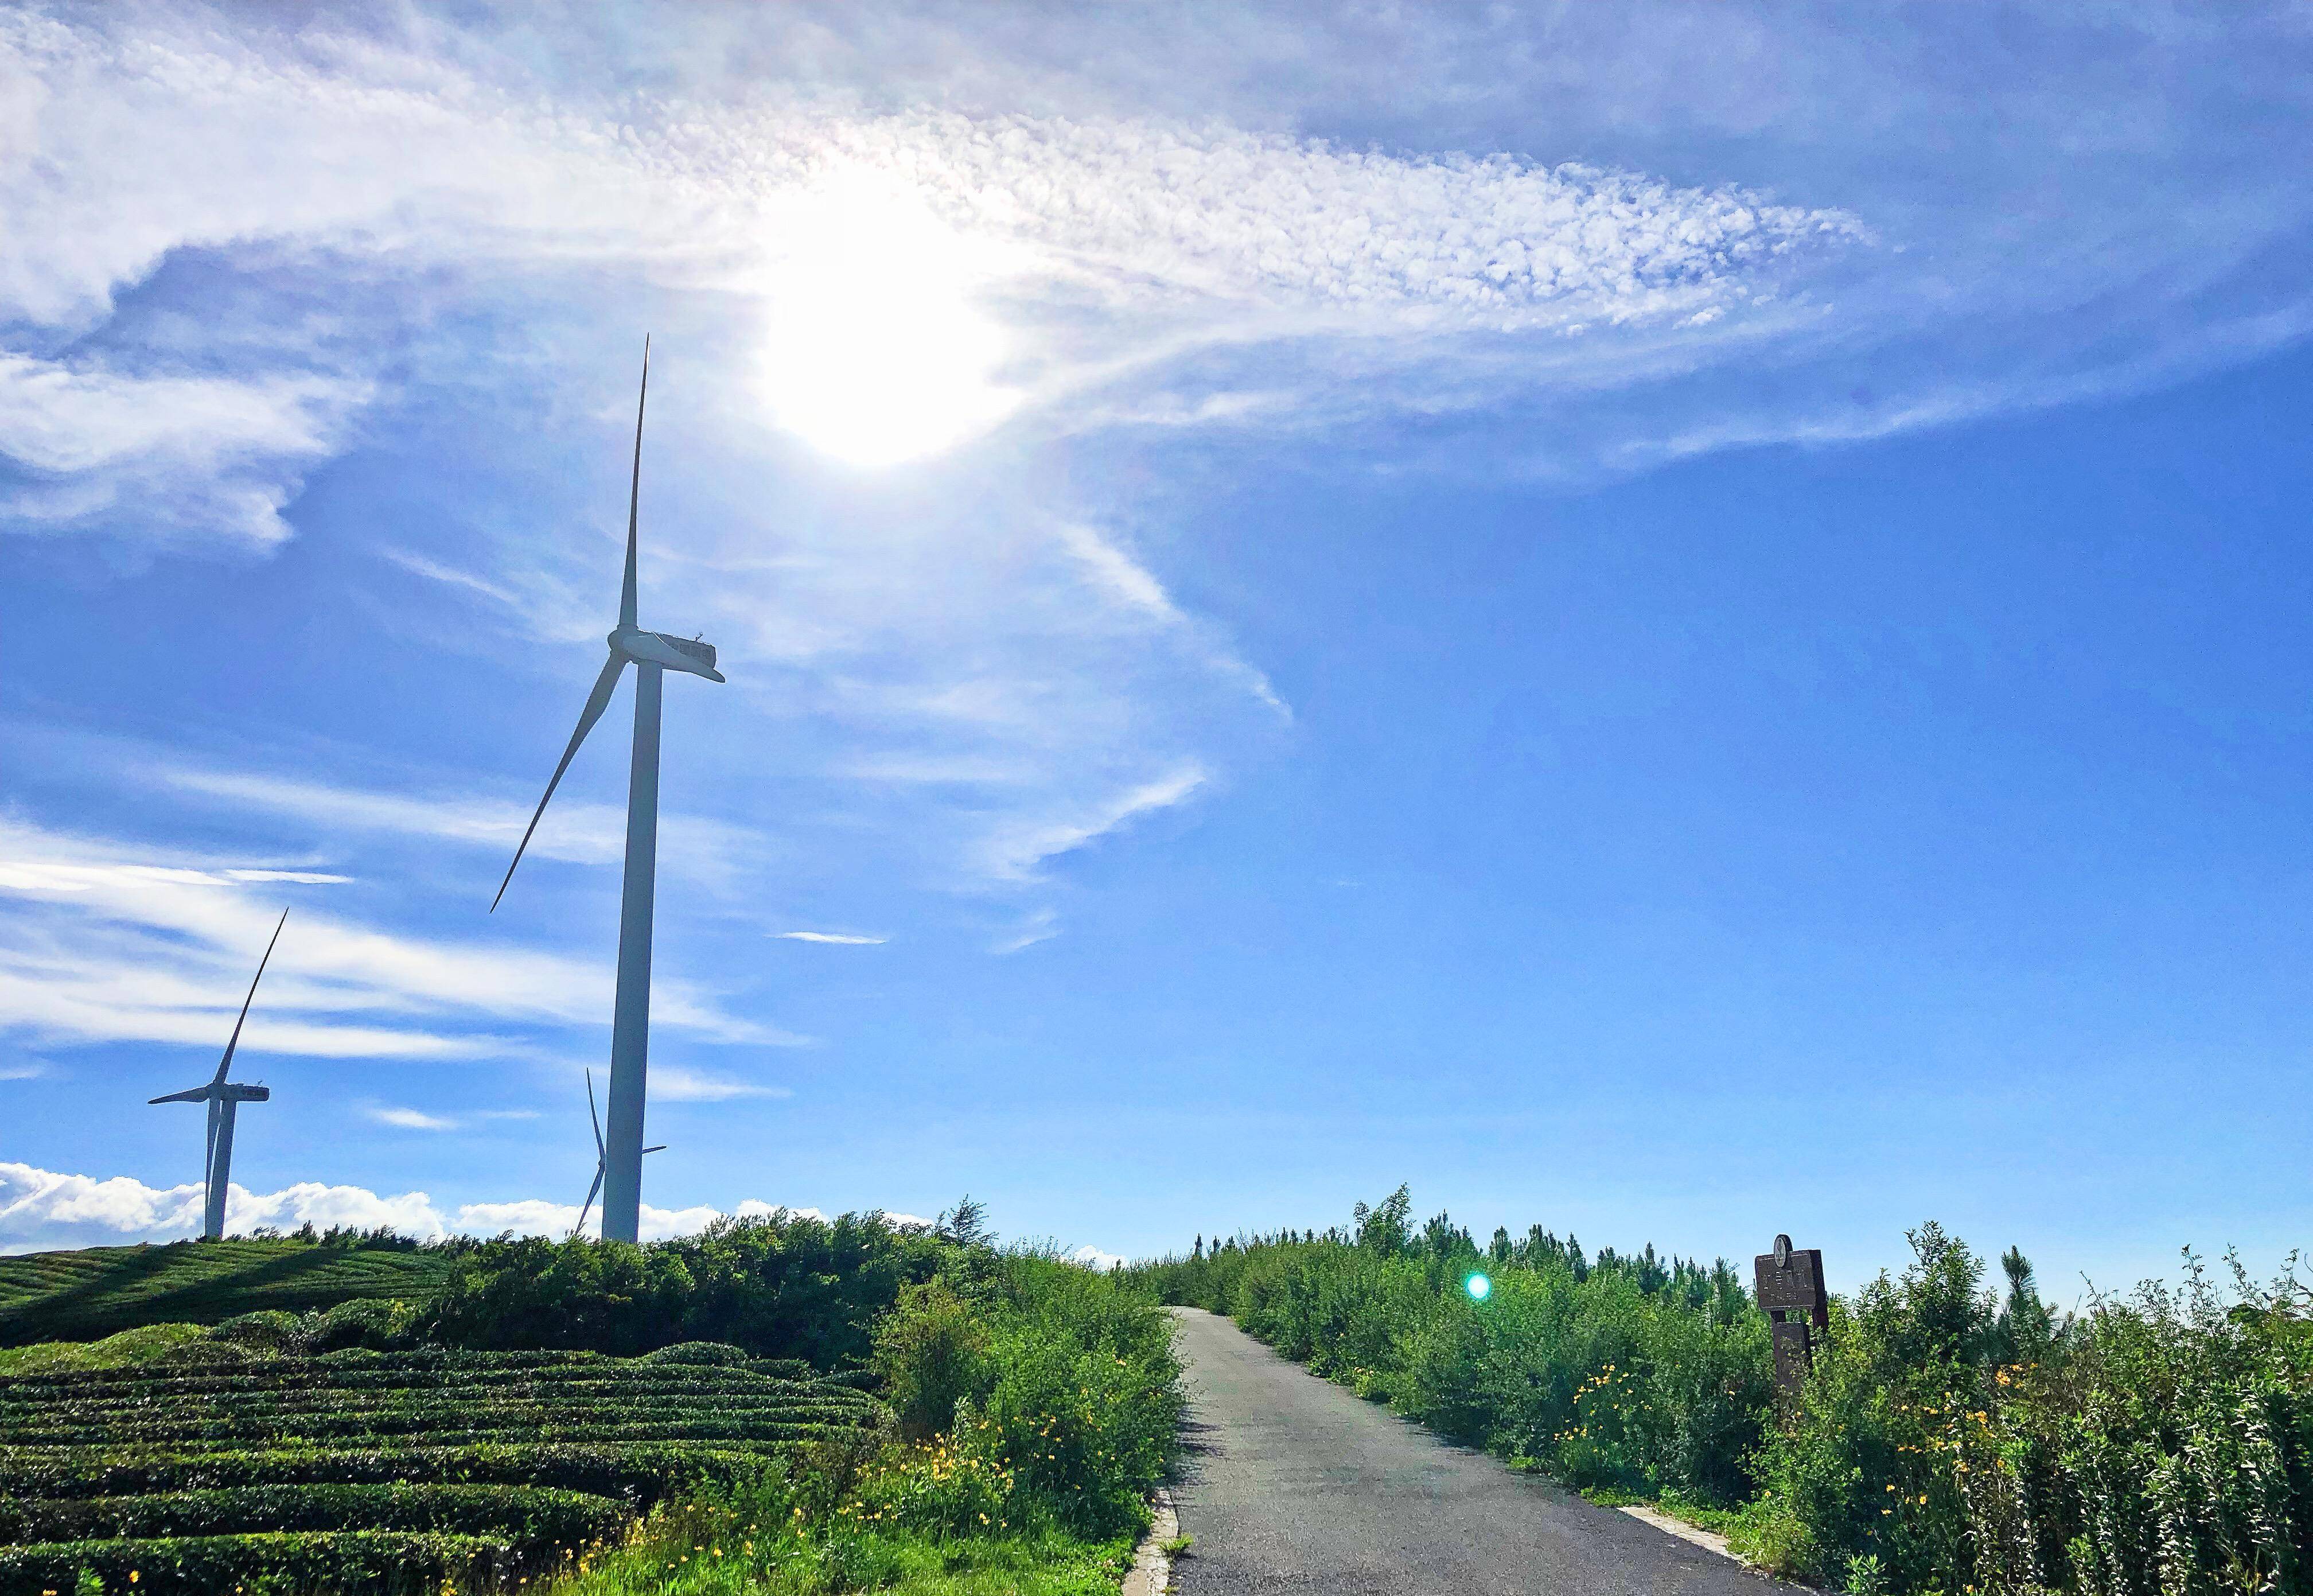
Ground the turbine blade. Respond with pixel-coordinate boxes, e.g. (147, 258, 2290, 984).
(215, 909, 289, 1085)
(204, 1098, 220, 1195)
(578, 1165, 604, 1233)
(642, 1145, 667, 1155)
(586, 1068, 605, 1159)
(150, 1087, 211, 1105)
(492, 651, 627, 911)
(620, 336, 648, 632)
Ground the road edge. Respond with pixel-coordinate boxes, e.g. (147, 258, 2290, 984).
(1617, 1504, 1745, 1564)
(1121, 1484, 1179, 1596)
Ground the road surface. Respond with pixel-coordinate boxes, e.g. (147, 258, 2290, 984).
(1167, 1307, 1798, 1595)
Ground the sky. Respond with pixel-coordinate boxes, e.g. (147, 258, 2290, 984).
(2, 3, 2308, 1297)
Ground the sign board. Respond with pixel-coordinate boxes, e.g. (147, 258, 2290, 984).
(1754, 1235, 1828, 1398)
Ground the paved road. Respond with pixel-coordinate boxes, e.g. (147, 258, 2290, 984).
(1168, 1307, 1798, 1596)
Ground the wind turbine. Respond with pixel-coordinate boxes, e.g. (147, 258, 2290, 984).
(150, 909, 287, 1242)
(575, 1068, 665, 1238)
(494, 338, 723, 1245)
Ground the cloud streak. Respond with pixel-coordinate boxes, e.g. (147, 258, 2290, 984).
(0, 813, 781, 1060)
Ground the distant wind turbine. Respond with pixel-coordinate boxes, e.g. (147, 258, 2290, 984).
(150, 909, 287, 1241)
(574, 1067, 665, 1238)
(494, 338, 723, 1245)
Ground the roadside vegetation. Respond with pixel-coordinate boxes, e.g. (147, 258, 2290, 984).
(1140, 1185, 2313, 1595)
(0, 1204, 1182, 1596)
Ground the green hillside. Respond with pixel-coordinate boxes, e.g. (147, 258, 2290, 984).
(0, 1241, 454, 1347)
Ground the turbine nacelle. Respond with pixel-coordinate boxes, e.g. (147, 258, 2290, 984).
(611, 626, 722, 682)
(149, 1082, 271, 1106)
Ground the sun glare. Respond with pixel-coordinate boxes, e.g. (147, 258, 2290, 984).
(758, 174, 1023, 469)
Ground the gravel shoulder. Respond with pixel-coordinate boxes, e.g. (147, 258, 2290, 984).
(1167, 1306, 1802, 1596)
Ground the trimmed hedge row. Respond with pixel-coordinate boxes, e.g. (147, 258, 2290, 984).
(2, 1379, 870, 1415)
(0, 1483, 629, 1546)
(0, 1441, 780, 1504)
(3, 1414, 859, 1447)
(0, 1529, 522, 1596)
(0, 1348, 614, 1391)
(0, 1356, 868, 1397)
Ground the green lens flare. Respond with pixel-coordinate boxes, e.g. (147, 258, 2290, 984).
(1465, 1272, 1492, 1301)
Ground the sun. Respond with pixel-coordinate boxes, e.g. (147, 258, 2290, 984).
(756, 172, 1025, 468)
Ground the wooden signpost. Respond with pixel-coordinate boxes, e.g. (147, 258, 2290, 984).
(1753, 1234, 1828, 1398)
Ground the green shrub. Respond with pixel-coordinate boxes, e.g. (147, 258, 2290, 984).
(209, 1310, 306, 1353)
(0, 1325, 214, 1377)
(424, 1210, 953, 1366)
(873, 1279, 991, 1439)
(640, 1340, 751, 1366)
(304, 1297, 425, 1353)
(951, 1255, 1182, 1540)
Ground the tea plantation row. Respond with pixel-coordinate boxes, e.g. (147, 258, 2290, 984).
(0, 1341, 885, 1595)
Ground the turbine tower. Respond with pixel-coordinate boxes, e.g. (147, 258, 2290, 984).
(494, 338, 723, 1244)
(575, 1067, 665, 1238)
(150, 909, 286, 1241)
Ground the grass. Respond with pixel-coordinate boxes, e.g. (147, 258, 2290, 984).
(1575, 1485, 1751, 1540)
(542, 1525, 1135, 1596)
(0, 1240, 453, 1346)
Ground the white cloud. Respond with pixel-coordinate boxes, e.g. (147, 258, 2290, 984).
(151, 764, 764, 889)
(0, 1162, 928, 1252)
(0, 813, 776, 1059)
(651, 1067, 793, 1104)
(0, 351, 368, 547)
(991, 907, 1060, 957)
(364, 1104, 460, 1132)
(979, 764, 1208, 884)
(774, 931, 886, 945)
(1071, 1244, 1127, 1271)
(0, 7, 1862, 548)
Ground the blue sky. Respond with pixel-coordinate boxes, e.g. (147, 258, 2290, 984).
(2, 3, 2308, 1295)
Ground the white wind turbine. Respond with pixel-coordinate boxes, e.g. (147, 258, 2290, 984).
(493, 339, 723, 1244)
(574, 1067, 665, 1239)
(150, 909, 286, 1241)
